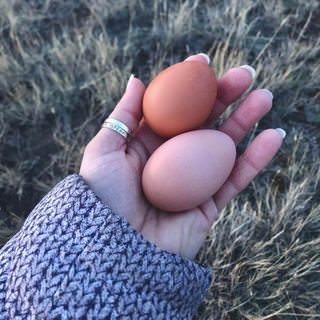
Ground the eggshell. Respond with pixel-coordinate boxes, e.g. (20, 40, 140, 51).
(143, 61, 217, 138)
(142, 129, 236, 212)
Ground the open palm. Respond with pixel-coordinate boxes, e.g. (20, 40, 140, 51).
(80, 54, 283, 260)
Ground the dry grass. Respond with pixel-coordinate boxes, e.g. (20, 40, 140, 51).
(197, 131, 320, 319)
(0, 0, 319, 318)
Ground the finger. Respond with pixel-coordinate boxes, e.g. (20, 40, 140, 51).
(213, 128, 286, 211)
(204, 65, 256, 124)
(185, 53, 210, 64)
(91, 75, 145, 154)
(218, 89, 273, 145)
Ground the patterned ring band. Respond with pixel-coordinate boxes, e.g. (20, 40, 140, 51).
(102, 118, 131, 140)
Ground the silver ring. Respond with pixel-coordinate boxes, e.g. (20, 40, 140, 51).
(102, 118, 131, 139)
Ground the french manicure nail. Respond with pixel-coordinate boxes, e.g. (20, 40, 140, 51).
(198, 53, 210, 64)
(276, 128, 286, 139)
(260, 88, 273, 99)
(126, 74, 135, 90)
(240, 65, 256, 80)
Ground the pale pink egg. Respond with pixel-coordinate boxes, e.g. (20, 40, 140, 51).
(142, 129, 236, 212)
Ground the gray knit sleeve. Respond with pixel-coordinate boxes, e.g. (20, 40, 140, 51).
(0, 174, 212, 319)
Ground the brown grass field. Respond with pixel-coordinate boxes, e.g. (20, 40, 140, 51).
(0, 0, 319, 318)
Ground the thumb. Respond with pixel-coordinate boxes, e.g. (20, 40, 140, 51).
(89, 75, 145, 155)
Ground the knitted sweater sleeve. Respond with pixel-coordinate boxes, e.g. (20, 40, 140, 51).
(0, 174, 212, 319)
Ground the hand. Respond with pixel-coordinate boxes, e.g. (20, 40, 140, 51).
(79, 54, 284, 260)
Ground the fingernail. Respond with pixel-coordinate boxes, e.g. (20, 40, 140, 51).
(198, 53, 210, 64)
(240, 65, 256, 80)
(276, 128, 286, 139)
(260, 88, 273, 99)
(126, 74, 135, 90)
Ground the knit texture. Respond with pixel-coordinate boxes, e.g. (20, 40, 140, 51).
(0, 175, 212, 319)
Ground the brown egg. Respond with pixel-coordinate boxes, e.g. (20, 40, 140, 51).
(143, 61, 217, 138)
(142, 129, 236, 212)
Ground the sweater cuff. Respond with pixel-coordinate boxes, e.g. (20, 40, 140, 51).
(1, 174, 213, 319)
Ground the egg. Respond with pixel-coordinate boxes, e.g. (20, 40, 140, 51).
(143, 61, 217, 138)
(142, 129, 236, 212)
